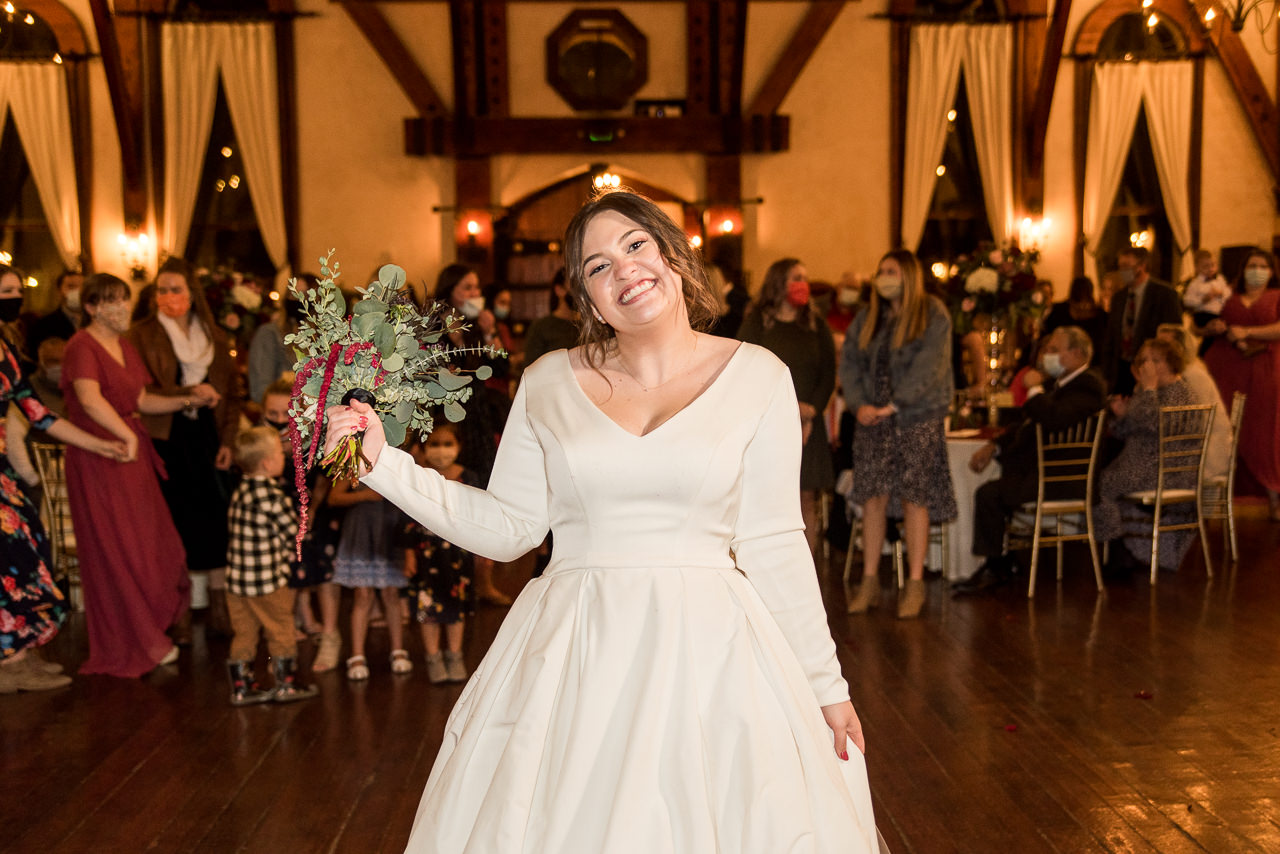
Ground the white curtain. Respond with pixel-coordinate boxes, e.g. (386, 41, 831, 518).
(1142, 62, 1194, 263)
(162, 23, 288, 273)
(963, 25, 1015, 244)
(901, 25, 965, 250)
(1082, 62, 1145, 256)
(219, 24, 287, 273)
(0, 63, 82, 267)
(161, 24, 222, 260)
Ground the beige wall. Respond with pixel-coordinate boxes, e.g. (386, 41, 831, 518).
(26, 0, 1280, 303)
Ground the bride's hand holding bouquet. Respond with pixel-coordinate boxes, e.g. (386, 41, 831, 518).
(323, 399, 385, 476)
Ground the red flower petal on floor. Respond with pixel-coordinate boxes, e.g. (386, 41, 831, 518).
(1004, 724, 1018, 732)
(1134, 689, 1154, 700)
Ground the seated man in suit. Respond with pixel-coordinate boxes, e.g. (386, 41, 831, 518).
(954, 326, 1108, 593)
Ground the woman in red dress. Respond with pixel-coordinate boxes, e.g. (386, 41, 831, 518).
(1201, 248, 1280, 520)
(62, 274, 218, 677)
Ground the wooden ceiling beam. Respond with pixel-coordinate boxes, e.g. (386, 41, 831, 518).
(88, 0, 150, 222)
(748, 1, 845, 116)
(1201, 18, 1280, 182)
(339, 1, 448, 117)
(405, 115, 789, 157)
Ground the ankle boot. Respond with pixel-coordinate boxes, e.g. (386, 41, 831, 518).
(897, 578, 927, 619)
(207, 590, 233, 639)
(227, 660, 272, 706)
(170, 607, 192, 646)
(847, 574, 881, 614)
(271, 657, 318, 703)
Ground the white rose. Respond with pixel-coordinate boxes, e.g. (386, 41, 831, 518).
(965, 267, 1000, 294)
(230, 282, 263, 311)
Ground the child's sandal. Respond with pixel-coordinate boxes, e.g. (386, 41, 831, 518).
(390, 649, 413, 675)
(346, 655, 369, 681)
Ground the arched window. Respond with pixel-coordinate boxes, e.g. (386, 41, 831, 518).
(918, 74, 993, 275)
(1091, 15, 1186, 281)
(0, 9, 65, 299)
(183, 83, 273, 277)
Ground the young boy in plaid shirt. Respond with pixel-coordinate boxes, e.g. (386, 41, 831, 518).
(225, 426, 318, 705)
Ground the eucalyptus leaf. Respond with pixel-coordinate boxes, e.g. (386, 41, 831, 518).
(353, 313, 380, 337)
(354, 299, 385, 315)
(382, 352, 405, 373)
(425, 381, 446, 397)
(443, 400, 467, 423)
(383, 415, 407, 447)
(394, 400, 415, 421)
(374, 323, 397, 357)
(435, 369, 472, 391)
(396, 334, 418, 356)
(378, 264, 406, 290)
(475, 365, 493, 381)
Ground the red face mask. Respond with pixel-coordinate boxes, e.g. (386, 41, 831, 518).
(156, 292, 191, 319)
(786, 280, 811, 307)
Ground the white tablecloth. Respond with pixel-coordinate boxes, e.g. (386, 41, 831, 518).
(943, 437, 1001, 582)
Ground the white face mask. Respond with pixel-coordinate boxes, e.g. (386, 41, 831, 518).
(1042, 352, 1066, 379)
(459, 297, 485, 320)
(64, 290, 82, 312)
(837, 288, 860, 307)
(425, 446, 459, 470)
(874, 274, 903, 301)
(1243, 267, 1270, 290)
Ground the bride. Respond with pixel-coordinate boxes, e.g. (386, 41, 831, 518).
(324, 190, 882, 853)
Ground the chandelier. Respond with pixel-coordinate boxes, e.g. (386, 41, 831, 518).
(1190, 0, 1279, 32)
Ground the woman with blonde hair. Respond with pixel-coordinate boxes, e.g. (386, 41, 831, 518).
(738, 257, 837, 557)
(840, 249, 956, 619)
(324, 190, 882, 852)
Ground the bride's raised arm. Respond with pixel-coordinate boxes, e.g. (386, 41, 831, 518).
(327, 381, 550, 561)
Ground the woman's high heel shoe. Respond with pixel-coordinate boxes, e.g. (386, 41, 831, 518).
(847, 574, 880, 614)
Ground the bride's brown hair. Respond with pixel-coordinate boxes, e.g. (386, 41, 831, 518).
(563, 189, 720, 368)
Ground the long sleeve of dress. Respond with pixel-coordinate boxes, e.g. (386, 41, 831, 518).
(361, 380, 550, 562)
(732, 366, 850, 707)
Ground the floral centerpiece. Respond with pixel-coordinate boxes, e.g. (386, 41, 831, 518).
(285, 250, 505, 553)
(199, 267, 276, 352)
(943, 242, 1045, 336)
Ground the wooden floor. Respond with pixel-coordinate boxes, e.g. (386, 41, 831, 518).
(7, 507, 1279, 853)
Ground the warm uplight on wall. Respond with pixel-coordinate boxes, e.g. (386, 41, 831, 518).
(118, 230, 154, 281)
(1018, 216, 1051, 252)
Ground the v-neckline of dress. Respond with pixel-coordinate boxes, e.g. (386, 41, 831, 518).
(563, 342, 746, 439)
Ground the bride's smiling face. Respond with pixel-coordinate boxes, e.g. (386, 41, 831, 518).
(579, 210, 684, 332)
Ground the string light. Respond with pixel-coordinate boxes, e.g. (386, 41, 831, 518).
(936, 165, 947, 177)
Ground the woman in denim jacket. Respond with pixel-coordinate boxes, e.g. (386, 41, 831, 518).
(840, 249, 956, 619)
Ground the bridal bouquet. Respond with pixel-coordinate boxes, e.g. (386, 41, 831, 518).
(285, 251, 504, 553)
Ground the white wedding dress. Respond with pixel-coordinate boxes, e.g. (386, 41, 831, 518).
(364, 343, 881, 853)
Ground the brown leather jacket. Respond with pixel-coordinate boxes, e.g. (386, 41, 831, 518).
(126, 316, 243, 448)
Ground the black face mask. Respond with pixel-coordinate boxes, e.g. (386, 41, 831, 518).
(0, 297, 22, 324)
(265, 418, 290, 432)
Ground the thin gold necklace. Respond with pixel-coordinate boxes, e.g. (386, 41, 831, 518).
(615, 335, 698, 392)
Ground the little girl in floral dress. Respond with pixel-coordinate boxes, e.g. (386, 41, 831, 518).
(400, 424, 476, 683)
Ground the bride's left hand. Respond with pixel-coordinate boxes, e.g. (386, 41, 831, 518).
(323, 400, 386, 474)
(821, 700, 866, 760)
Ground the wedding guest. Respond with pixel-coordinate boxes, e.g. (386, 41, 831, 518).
(1201, 247, 1280, 519)
(248, 273, 316, 403)
(1156, 324, 1231, 482)
(954, 327, 1106, 594)
(0, 334, 128, 693)
(738, 257, 837, 558)
(1095, 338, 1198, 575)
(1099, 247, 1181, 394)
(1182, 249, 1230, 356)
(522, 270, 580, 366)
(64, 273, 212, 677)
(1041, 276, 1107, 357)
(481, 283, 517, 396)
(128, 257, 242, 636)
(841, 249, 956, 619)
(27, 270, 84, 354)
(0, 264, 29, 360)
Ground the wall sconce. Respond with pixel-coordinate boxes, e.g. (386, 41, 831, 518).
(703, 206, 742, 237)
(117, 230, 153, 281)
(1018, 216, 1051, 253)
(455, 211, 493, 249)
(1129, 229, 1153, 249)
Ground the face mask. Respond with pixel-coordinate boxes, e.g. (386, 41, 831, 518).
(425, 446, 459, 470)
(64, 290, 82, 312)
(837, 288, 860, 307)
(785, 280, 811, 307)
(156, 292, 191, 319)
(1243, 268, 1270, 290)
(95, 300, 132, 334)
(265, 417, 290, 432)
(1118, 268, 1136, 287)
(562, 292, 576, 312)
(1042, 352, 1066, 379)
(459, 297, 484, 320)
(874, 274, 903, 301)
(0, 296, 22, 323)
(493, 305, 510, 320)
(43, 365, 62, 385)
